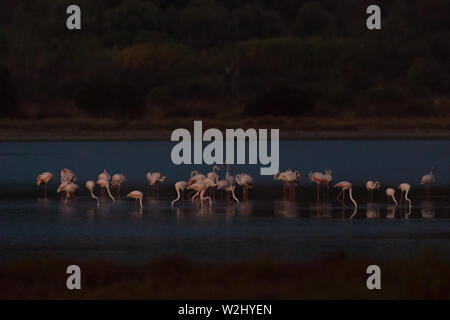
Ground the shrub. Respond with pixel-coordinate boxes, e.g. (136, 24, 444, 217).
(74, 82, 146, 118)
(244, 87, 313, 117)
(0, 67, 17, 117)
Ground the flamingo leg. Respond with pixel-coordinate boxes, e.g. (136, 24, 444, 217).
(336, 189, 343, 203)
(316, 183, 320, 203)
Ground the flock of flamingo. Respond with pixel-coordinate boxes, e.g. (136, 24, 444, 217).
(36, 165, 436, 213)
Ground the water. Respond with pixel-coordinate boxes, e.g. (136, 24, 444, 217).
(0, 140, 449, 263)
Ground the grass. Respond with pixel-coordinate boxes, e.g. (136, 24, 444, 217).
(1, 251, 449, 299)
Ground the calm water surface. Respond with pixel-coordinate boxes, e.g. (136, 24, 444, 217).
(0, 140, 449, 263)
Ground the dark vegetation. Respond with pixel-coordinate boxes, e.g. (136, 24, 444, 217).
(0, 0, 449, 121)
(1, 251, 449, 299)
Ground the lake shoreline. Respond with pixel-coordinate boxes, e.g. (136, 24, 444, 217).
(1, 129, 450, 141)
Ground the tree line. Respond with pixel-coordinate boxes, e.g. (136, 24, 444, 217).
(1, 0, 449, 119)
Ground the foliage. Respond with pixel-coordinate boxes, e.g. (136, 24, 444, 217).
(1, 0, 449, 118)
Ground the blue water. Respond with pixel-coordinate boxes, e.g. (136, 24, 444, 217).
(0, 140, 449, 263)
(0, 140, 449, 187)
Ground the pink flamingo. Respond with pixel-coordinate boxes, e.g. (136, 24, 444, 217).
(334, 181, 358, 208)
(59, 168, 76, 200)
(37, 172, 53, 199)
(146, 172, 166, 196)
(127, 191, 143, 211)
(421, 168, 435, 198)
(96, 178, 115, 203)
(57, 182, 79, 206)
(187, 181, 212, 207)
(171, 181, 188, 208)
(111, 173, 126, 197)
(385, 188, 397, 206)
(398, 183, 411, 209)
(235, 173, 253, 201)
(366, 180, 381, 202)
(274, 169, 299, 200)
(86, 180, 100, 207)
(309, 172, 325, 203)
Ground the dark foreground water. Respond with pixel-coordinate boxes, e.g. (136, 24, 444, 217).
(0, 140, 449, 263)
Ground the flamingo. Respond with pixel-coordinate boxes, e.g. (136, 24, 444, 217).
(59, 168, 76, 200)
(207, 165, 221, 181)
(201, 176, 218, 200)
(421, 168, 435, 198)
(322, 170, 332, 200)
(57, 182, 79, 206)
(37, 172, 53, 199)
(309, 172, 325, 203)
(274, 169, 299, 200)
(366, 180, 381, 202)
(217, 178, 230, 200)
(171, 181, 188, 208)
(86, 180, 100, 207)
(187, 181, 212, 207)
(61, 168, 77, 184)
(111, 174, 126, 197)
(235, 173, 253, 201)
(221, 163, 238, 202)
(188, 171, 206, 184)
(398, 183, 411, 209)
(207, 165, 221, 198)
(96, 178, 115, 203)
(385, 187, 397, 206)
(98, 169, 110, 181)
(334, 181, 357, 208)
(146, 172, 166, 196)
(217, 183, 240, 205)
(127, 190, 143, 211)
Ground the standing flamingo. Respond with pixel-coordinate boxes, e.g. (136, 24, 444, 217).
(187, 181, 212, 207)
(322, 170, 332, 200)
(37, 172, 53, 199)
(385, 188, 397, 206)
(216, 183, 240, 205)
(86, 180, 100, 207)
(235, 173, 253, 201)
(421, 168, 435, 198)
(59, 168, 77, 200)
(366, 180, 381, 202)
(96, 178, 115, 203)
(334, 181, 358, 208)
(61, 168, 77, 184)
(171, 181, 188, 208)
(57, 182, 79, 206)
(146, 172, 166, 196)
(274, 169, 299, 200)
(207, 165, 221, 198)
(127, 191, 143, 211)
(398, 183, 411, 209)
(309, 172, 325, 203)
(111, 174, 126, 197)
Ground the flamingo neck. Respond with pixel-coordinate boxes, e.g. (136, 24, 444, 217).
(348, 188, 357, 208)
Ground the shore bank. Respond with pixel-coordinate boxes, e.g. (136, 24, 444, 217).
(1, 116, 450, 140)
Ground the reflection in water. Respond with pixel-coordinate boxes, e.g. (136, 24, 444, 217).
(316, 202, 332, 218)
(366, 203, 381, 219)
(386, 204, 396, 219)
(237, 201, 253, 215)
(1, 196, 450, 264)
(274, 200, 298, 218)
(421, 201, 435, 219)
